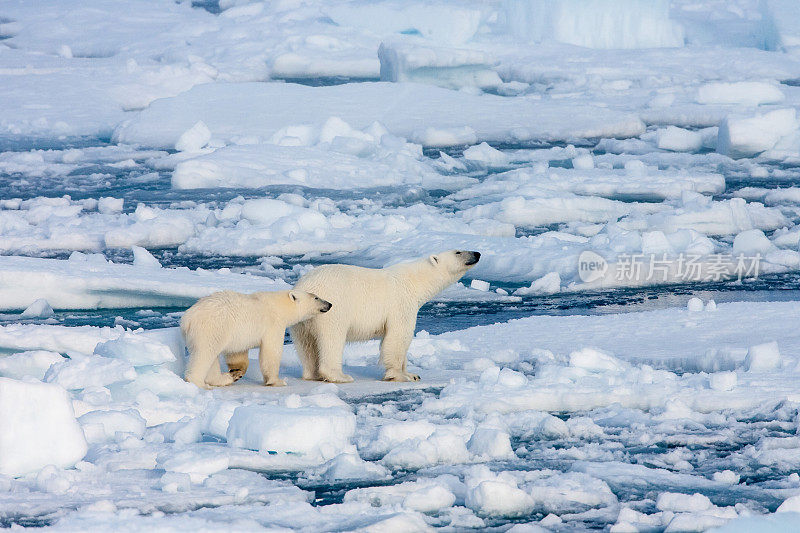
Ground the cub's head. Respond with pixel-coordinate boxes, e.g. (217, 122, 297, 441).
(428, 250, 481, 277)
(289, 290, 332, 322)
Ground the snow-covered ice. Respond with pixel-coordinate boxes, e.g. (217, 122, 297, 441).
(0, 300, 799, 529)
(0, 255, 288, 311)
(0, 378, 87, 477)
(4, 0, 800, 529)
(717, 108, 799, 158)
(378, 42, 502, 90)
(226, 404, 356, 460)
(506, 0, 685, 49)
(113, 81, 646, 149)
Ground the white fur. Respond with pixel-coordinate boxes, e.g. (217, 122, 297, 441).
(181, 290, 330, 388)
(290, 250, 480, 382)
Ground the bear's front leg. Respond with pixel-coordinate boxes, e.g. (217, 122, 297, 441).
(380, 321, 419, 382)
(316, 329, 353, 383)
(259, 330, 287, 386)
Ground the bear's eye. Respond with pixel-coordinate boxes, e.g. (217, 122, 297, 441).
(455, 251, 461, 255)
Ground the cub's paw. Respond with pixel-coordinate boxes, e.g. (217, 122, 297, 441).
(229, 369, 246, 382)
(264, 377, 288, 387)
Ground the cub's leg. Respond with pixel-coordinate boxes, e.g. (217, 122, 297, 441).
(290, 323, 320, 381)
(381, 320, 419, 382)
(259, 329, 288, 386)
(225, 350, 249, 381)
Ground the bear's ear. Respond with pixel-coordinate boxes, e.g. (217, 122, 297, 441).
(428, 255, 439, 266)
(289, 291, 298, 302)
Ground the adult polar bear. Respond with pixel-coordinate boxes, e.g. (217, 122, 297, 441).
(291, 250, 480, 383)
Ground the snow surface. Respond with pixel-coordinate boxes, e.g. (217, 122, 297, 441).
(1, 301, 800, 529)
(0, 255, 289, 311)
(0, 378, 87, 477)
(4, 0, 800, 529)
(113, 82, 646, 149)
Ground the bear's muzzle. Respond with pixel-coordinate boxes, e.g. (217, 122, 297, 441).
(465, 251, 481, 266)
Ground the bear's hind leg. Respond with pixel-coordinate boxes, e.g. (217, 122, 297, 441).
(185, 346, 219, 389)
(225, 350, 249, 382)
(204, 356, 236, 387)
(380, 321, 419, 382)
(291, 323, 321, 381)
(316, 329, 353, 383)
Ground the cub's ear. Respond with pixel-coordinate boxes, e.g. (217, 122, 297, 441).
(289, 291, 298, 302)
(428, 255, 439, 266)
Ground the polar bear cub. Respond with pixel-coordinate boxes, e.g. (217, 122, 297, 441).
(291, 250, 480, 383)
(181, 290, 332, 389)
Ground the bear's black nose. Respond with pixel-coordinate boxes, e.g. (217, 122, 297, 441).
(465, 251, 481, 265)
(321, 301, 332, 312)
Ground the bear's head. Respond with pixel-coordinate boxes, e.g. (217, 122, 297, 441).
(396, 250, 483, 305)
(428, 250, 481, 276)
(289, 290, 332, 322)
(408, 249, 481, 303)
